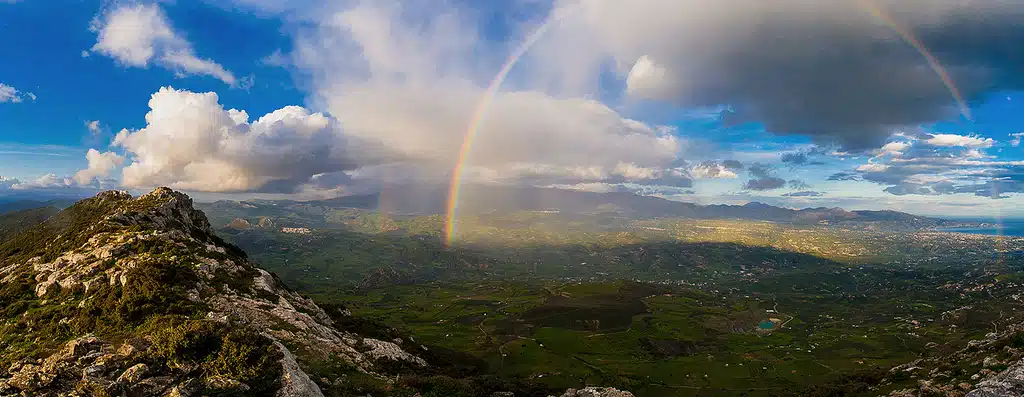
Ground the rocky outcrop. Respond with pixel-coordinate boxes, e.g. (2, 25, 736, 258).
(967, 358, 1024, 396)
(554, 387, 635, 397)
(0, 188, 428, 397)
(225, 218, 251, 230)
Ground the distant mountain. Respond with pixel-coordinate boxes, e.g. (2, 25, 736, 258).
(0, 206, 59, 242)
(0, 198, 76, 215)
(199, 184, 954, 230)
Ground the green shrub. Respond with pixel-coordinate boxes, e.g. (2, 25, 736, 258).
(148, 318, 282, 396)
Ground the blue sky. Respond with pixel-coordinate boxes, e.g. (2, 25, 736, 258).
(2, 0, 1024, 216)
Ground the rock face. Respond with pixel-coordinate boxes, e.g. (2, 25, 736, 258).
(0, 188, 427, 397)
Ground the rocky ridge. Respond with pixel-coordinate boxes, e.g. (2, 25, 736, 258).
(0, 188, 426, 396)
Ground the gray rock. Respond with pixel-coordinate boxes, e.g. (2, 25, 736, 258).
(82, 364, 106, 378)
(116, 363, 149, 385)
(8, 363, 53, 391)
(968, 358, 1024, 397)
(555, 387, 635, 397)
(166, 378, 202, 397)
(273, 340, 324, 397)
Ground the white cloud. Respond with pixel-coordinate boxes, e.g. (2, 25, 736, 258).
(691, 162, 738, 179)
(878, 141, 912, 156)
(85, 120, 102, 135)
(90, 4, 238, 86)
(924, 133, 995, 148)
(856, 163, 889, 172)
(12, 174, 74, 190)
(0, 83, 34, 103)
(1011, 132, 1024, 147)
(109, 86, 369, 193)
(625, 55, 682, 101)
(73, 149, 124, 186)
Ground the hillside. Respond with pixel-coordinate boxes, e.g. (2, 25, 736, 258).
(0, 206, 59, 242)
(0, 188, 613, 397)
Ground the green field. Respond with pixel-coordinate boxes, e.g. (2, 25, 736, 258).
(333, 277, 1020, 396)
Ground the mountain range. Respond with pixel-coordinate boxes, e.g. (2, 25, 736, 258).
(207, 184, 957, 230)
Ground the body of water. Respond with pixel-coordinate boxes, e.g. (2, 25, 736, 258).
(938, 220, 1024, 237)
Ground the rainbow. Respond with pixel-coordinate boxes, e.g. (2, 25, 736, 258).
(858, 0, 972, 121)
(443, 15, 563, 246)
(442, 2, 973, 247)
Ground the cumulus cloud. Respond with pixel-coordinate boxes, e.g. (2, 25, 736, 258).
(924, 133, 994, 148)
(90, 4, 239, 86)
(0, 83, 34, 103)
(529, 0, 1024, 150)
(108, 86, 381, 193)
(625, 56, 682, 101)
(73, 149, 125, 186)
(878, 141, 912, 156)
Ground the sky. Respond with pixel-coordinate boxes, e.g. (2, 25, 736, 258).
(2, 0, 1024, 217)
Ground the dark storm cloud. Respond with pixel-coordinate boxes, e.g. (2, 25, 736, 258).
(612, 2, 1024, 150)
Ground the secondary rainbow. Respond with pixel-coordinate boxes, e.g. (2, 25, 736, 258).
(443, 16, 563, 246)
(858, 0, 972, 121)
(444, 2, 974, 246)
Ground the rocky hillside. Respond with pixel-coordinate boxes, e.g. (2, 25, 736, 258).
(0, 188, 446, 396)
(878, 322, 1024, 397)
